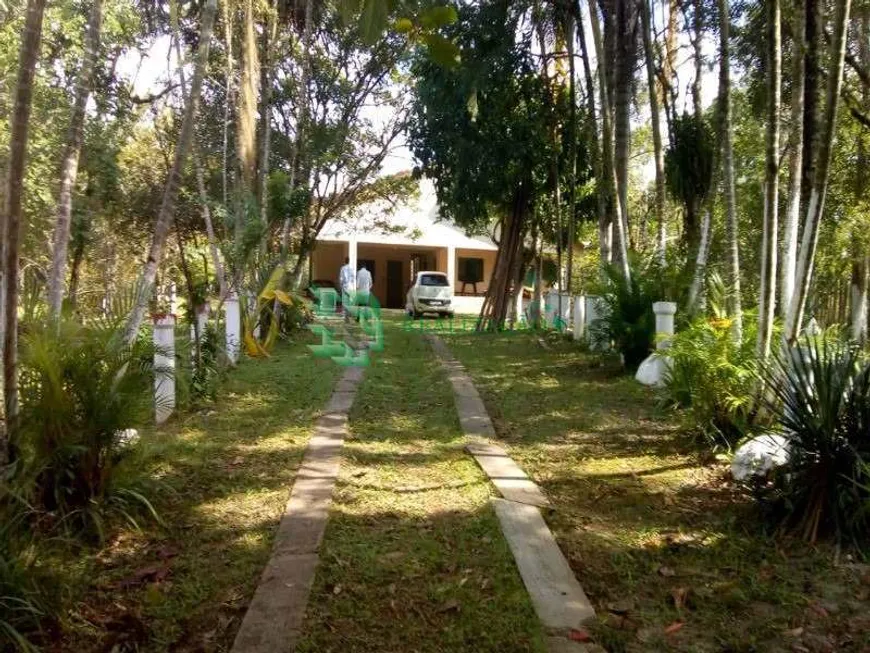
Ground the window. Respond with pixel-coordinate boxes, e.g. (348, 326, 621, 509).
(458, 257, 484, 284)
(420, 273, 449, 287)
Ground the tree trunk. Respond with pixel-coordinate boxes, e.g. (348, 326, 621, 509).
(280, 0, 313, 254)
(222, 0, 234, 206)
(613, 0, 636, 266)
(566, 6, 577, 292)
(258, 0, 278, 227)
(2, 0, 46, 461)
(691, 0, 704, 119)
(236, 0, 259, 242)
(663, 0, 679, 135)
(800, 0, 821, 217)
(687, 208, 712, 314)
(757, 0, 781, 359)
(47, 0, 102, 318)
(781, 0, 805, 317)
(577, 0, 607, 268)
(851, 7, 869, 344)
(589, 0, 630, 281)
(640, 0, 667, 262)
(851, 258, 868, 343)
(784, 0, 851, 345)
(718, 0, 743, 341)
(124, 0, 217, 344)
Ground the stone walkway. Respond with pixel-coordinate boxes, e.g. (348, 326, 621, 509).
(233, 331, 595, 652)
(231, 366, 363, 653)
(427, 334, 596, 652)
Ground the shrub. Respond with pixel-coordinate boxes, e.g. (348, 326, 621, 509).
(761, 337, 870, 542)
(664, 314, 760, 447)
(590, 258, 685, 371)
(0, 501, 45, 652)
(13, 318, 160, 540)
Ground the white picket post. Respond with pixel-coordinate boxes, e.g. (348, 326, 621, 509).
(153, 315, 176, 424)
(225, 292, 241, 364)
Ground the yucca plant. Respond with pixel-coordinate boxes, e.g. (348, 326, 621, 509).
(761, 337, 870, 542)
(13, 318, 161, 540)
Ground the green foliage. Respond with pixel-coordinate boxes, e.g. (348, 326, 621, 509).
(591, 264, 657, 372)
(13, 318, 159, 540)
(0, 502, 45, 653)
(590, 255, 687, 371)
(761, 338, 870, 542)
(665, 112, 715, 245)
(665, 314, 760, 448)
(409, 1, 551, 232)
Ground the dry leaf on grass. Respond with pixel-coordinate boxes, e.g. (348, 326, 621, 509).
(664, 621, 685, 635)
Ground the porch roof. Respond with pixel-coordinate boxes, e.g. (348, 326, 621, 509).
(316, 179, 498, 252)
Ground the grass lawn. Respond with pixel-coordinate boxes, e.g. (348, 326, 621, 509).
(54, 336, 341, 652)
(447, 329, 870, 653)
(296, 316, 546, 653)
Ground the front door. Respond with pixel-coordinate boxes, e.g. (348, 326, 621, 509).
(386, 260, 404, 309)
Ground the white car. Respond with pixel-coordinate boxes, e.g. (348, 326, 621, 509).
(406, 271, 454, 318)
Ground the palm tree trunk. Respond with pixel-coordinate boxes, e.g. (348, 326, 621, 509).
(718, 0, 742, 341)
(281, 0, 313, 254)
(784, 0, 851, 345)
(258, 0, 278, 227)
(758, 0, 782, 358)
(849, 7, 869, 344)
(613, 0, 635, 264)
(47, 0, 102, 318)
(566, 7, 577, 292)
(640, 0, 667, 262)
(690, 0, 703, 120)
(2, 0, 46, 461)
(589, 0, 629, 281)
(236, 0, 259, 243)
(781, 0, 805, 317)
(222, 0, 234, 206)
(576, 0, 607, 268)
(124, 0, 218, 344)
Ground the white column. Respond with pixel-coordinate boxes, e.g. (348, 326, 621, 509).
(348, 238, 358, 276)
(653, 301, 677, 350)
(447, 246, 456, 290)
(573, 295, 586, 340)
(636, 301, 678, 386)
(225, 292, 241, 364)
(153, 315, 176, 424)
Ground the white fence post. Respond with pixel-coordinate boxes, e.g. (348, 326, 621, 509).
(153, 315, 176, 424)
(636, 301, 678, 386)
(573, 295, 586, 341)
(190, 305, 209, 360)
(225, 292, 241, 364)
(653, 301, 677, 350)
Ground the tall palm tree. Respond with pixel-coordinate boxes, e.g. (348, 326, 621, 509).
(2, 0, 47, 462)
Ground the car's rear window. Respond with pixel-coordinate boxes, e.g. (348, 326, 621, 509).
(420, 274, 449, 287)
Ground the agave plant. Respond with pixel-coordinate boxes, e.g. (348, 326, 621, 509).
(762, 337, 870, 542)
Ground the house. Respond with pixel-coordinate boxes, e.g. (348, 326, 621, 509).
(309, 179, 498, 314)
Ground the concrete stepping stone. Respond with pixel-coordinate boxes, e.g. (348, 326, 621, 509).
(232, 367, 363, 653)
(493, 498, 595, 631)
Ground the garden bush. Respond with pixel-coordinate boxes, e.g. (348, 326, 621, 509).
(13, 318, 160, 540)
(664, 314, 760, 448)
(591, 258, 686, 371)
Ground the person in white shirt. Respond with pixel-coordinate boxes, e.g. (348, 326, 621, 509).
(338, 257, 356, 315)
(356, 262, 373, 306)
